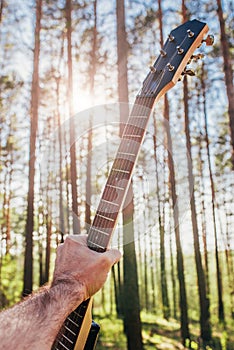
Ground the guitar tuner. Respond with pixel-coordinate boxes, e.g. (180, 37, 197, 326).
(176, 45, 184, 55)
(187, 29, 195, 38)
(182, 68, 196, 76)
(160, 49, 167, 57)
(168, 33, 175, 42)
(202, 34, 214, 46)
(149, 66, 157, 73)
(191, 53, 205, 61)
(167, 63, 175, 72)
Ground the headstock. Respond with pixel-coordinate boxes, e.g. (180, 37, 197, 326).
(138, 19, 213, 101)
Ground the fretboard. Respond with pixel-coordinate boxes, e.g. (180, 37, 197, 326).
(87, 96, 155, 252)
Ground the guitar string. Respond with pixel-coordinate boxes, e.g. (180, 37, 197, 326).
(87, 48, 166, 249)
(88, 98, 152, 250)
(90, 28, 197, 250)
(87, 32, 191, 250)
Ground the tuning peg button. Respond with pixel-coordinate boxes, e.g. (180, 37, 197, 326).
(150, 66, 156, 73)
(176, 46, 184, 55)
(167, 63, 175, 72)
(160, 49, 167, 57)
(168, 33, 175, 42)
(191, 53, 205, 61)
(187, 29, 195, 38)
(202, 34, 214, 46)
(183, 69, 195, 76)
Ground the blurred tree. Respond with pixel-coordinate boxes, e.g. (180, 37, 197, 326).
(216, 0, 234, 169)
(181, 0, 211, 343)
(116, 0, 143, 349)
(23, 0, 42, 297)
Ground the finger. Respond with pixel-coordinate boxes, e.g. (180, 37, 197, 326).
(66, 234, 88, 246)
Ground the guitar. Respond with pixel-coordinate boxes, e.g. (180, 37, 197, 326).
(52, 19, 212, 350)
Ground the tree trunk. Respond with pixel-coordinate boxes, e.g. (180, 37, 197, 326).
(152, 114, 170, 320)
(216, 0, 234, 169)
(183, 75, 212, 341)
(116, 1, 143, 349)
(201, 63, 225, 323)
(85, 0, 97, 229)
(55, 73, 65, 243)
(158, 0, 189, 339)
(66, 0, 79, 233)
(181, 1, 212, 342)
(0, 0, 4, 24)
(23, 0, 42, 296)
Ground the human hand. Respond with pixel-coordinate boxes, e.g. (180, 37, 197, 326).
(52, 235, 121, 301)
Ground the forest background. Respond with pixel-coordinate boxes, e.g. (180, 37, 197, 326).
(0, 0, 233, 349)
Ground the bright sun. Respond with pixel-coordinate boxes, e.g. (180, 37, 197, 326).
(73, 89, 108, 114)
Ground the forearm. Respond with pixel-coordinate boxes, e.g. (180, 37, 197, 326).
(0, 235, 121, 349)
(0, 283, 83, 350)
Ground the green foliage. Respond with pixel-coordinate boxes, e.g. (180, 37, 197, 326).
(94, 311, 234, 349)
(0, 253, 23, 308)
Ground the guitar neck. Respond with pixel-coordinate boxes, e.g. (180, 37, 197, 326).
(87, 96, 155, 252)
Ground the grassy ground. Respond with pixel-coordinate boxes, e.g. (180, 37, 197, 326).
(94, 312, 234, 350)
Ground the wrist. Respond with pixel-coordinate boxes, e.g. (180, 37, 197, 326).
(50, 278, 86, 313)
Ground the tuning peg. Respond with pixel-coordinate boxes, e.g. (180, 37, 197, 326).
(150, 66, 156, 73)
(176, 45, 184, 55)
(183, 68, 196, 76)
(202, 34, 214, 46)
(168, 33, 175, 42)
(160, 49, 167, 57)
(191, 53, 205, 61)
(167, 63, 175, 72)
(187, 29, 195, 38)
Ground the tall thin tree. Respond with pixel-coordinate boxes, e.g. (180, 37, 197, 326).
(201, 62, 225, 322)
(181, 0, 212, 342)
(23, 0, 42, 296)
(158, 0, 190, 340)
(65, 0, 79, 233)
(116, 1, 143, 349)
(216, 0, 234, 169)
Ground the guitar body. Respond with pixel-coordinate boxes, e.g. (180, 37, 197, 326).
(51, 19, 211, 349)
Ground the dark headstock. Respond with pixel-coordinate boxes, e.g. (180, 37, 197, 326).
(138, 19, 213, 101)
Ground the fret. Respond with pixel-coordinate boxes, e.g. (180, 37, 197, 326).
(106, 184, 124, 191)
(73, 311, 84, 319)
(112, 158, 133, 173)
(129, 115, 148, 119)
(58, 341, 70, 350)
(65, 325, 76, 336)
(112, 168, 130, 174)
(124, 124, 143, 135)
(123, 134, 141, 138)
(128, 116, 149, 129)
(89, 241, 105, 250)
(122, 134, 143, 142)
(96, 213, 115, 222)
(91, 227, 109, 236)
(62, 334, 73, 344)
(67, 316, 79, 326)
(101, 198, 119, 207)
(117, 151, 136, 157)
